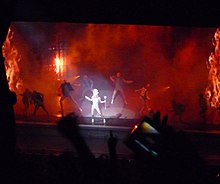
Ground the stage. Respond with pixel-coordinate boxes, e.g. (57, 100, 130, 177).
(15, 114, 138, 157)
(15, 113, 220, 167)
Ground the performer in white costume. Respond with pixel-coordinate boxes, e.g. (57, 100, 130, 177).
(85, 88, 106, 124)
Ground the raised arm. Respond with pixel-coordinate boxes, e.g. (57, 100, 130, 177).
(40, 93, 44, 101)
(110, 75, 115, 82)
(56, 113, 95, 161)
(72, 82, 81, 87)
(85, 95, 92, 101)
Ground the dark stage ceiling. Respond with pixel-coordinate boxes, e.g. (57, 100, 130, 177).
(1, 1, 220, 27)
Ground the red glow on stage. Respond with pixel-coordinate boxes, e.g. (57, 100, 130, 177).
(9, 22, 217, 125)
(54, 55, 64, 80)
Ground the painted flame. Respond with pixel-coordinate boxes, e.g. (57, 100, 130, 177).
(2, 27, 22, 91)
(205, 28, 220, 108)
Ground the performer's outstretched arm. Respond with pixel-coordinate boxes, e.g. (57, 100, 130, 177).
(123, 78, 133, 84)
(135, 88, 141, 92)
(99, 97, 106, 104)
(85, 96, 92, 101)
(110, 76, 115, 82)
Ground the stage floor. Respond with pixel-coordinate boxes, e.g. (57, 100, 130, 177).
(15, 112, 139, 127)
(15, 112, 220, 132)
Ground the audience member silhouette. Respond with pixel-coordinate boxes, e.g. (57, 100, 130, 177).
(56, 113, 94, 162)
(108, 130, 118, 163)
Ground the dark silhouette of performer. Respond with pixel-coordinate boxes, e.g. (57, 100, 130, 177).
(169, 100, 185, 123)
(31, 90, 50, 121)
(135, 83, 151, 115)
(198, 93, 208, 123)
(19, 88, 32, 116)
(110, 72, 133, 105)
(80, 75, 93, 100)
(59, 80, 82, 117)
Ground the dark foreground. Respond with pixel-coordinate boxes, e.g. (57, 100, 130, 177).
(4, 113, 220, 184)
(1, 149, 220, 184)
(1, 151, 218, 184)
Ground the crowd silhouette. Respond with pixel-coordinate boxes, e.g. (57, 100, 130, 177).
(1, 111, 215, 184)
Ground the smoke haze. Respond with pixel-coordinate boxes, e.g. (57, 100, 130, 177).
(10, 22, 216, 122)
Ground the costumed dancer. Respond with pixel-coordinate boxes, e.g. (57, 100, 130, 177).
(31, 90, 50, 121)
(198, 93, 208, 123)
(135, 83, 151, 115)
(80, 74, 94, 100)
(20, 88, 32, 116)
(168, 100, 185, 123)
(85, 88, 106, 124)
(110, 72, 133, 105)
(59, 80, 82, 117)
